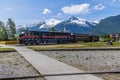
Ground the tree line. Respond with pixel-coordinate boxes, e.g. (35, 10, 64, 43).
(0, 18, 16, 41)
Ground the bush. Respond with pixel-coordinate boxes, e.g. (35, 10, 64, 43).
(103, 38, 114, 42)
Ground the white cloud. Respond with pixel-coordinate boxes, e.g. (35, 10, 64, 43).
(42, 8, 51, 14)
(112, 0, 117, 3)
(61, 3, 90, 15)
(93, 4, 105, 10)
(112, 0, 120, 3)
(4, 8, 14, 11)
(57, 13, 62, 16)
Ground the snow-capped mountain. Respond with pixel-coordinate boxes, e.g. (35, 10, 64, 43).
(18, 22, 44, 30)
(68, 16, 89, 27)
(19, 19, 61, 31)
(54, 16, 95, 34)
(18, 16, 96, 34)
(39, 19, 61, 29)
(28, 22, 45, 31)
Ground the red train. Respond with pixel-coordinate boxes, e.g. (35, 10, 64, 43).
(18, 30, 99, 45)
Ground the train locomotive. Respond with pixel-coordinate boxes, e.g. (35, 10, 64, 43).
(18, 30, 99, 45)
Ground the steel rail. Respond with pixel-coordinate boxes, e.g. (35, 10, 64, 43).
(1, 71, 120, 80)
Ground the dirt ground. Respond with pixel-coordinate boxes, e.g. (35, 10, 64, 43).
(40, 50, 120, 80)
(0, 52, 46, 80)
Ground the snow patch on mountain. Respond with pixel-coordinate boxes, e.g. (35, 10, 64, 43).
(71, 20, 88, 27)
(68, 16, 91, 27)
(39, 19, 61, 29)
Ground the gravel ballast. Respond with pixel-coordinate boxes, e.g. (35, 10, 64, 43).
(39, 50, 120, 80)
(0, 52, 46, 80)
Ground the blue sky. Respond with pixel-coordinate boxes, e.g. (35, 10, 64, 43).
(0, 0, 120, 25)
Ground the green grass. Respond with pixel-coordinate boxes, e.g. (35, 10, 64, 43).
(0, 48, 16, 52)
(0, 41, 18, 44)
(28, 42, 120, 51)
(83, 42, 120, 47)
(28, 43, 84, 51)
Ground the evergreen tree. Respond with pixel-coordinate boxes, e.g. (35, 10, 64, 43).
(3, 27, 8, 41)
(6, 18, 16, 40)
(49, 27, 55, 31)
(0, 21, 8, 41)
(0, 21, 4, 40)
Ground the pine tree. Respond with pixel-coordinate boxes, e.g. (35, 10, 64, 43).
(49, 27, 55, 31)
(0, 21, 4, 40)
(6, 18, 16, 40)
(0, 21, 8, 41)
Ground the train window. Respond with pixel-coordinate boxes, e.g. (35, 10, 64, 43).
(30, 31, 33, 35)
(49, 32, 51, 35)
(25, 31, 30, 35)
(34, 31, 39, 35)
(39, 32, 42, 36)
(21, 31, 25, 35)
(42, 32, 45, 36)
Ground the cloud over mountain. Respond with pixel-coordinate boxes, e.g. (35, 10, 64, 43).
(112, 0, 120, 3)
(61, 3, 90, 15)
(93, 4, 105, 10)
(42, 8, 51, 14)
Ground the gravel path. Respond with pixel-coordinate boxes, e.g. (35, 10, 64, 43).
(0, 52, 46, 80)
(39, 50, 120, 80)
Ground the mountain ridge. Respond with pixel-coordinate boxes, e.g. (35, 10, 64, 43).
(54, 16, 95, 34)
(93, 14, 120, 35)
(19, 16, 97, 34)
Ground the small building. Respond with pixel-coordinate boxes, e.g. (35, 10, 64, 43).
(109, 34, 119, 41)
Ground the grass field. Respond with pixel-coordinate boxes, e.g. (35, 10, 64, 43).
(0, 48, 16, 52)
(28, 42, 120, 51)
(0, 41, 17, 45)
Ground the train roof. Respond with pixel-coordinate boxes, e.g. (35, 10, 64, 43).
(22, 30, 99, 36)
(24, 30, 71, 34)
